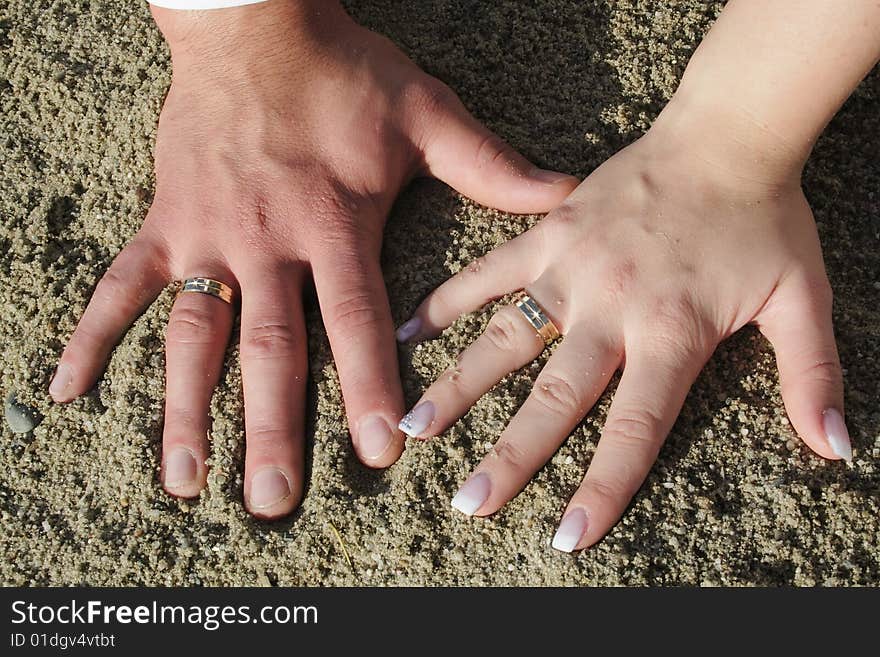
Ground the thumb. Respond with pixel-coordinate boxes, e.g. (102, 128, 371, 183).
(415, 81, 579, 213)
(757, 272, 851, 462)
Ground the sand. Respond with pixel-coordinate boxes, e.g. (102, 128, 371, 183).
(0, 0, 877, 586)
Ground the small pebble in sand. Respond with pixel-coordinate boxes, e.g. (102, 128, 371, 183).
(4, 393, 41, 434)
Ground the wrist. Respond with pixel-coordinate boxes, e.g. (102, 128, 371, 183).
(152, 0, 349, 76)
(646, 87, 809, 192)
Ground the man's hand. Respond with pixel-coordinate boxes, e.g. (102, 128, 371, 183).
(48, 0, 578, 518)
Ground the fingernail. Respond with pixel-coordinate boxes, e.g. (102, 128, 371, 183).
(823, 408, 853, 463)
(398, 400, 435, 438)
(48, 363, 74, 401)
(357, 416, 395, 461)
(530, 167, 578, 185)
(551, 507, 588, 553)
(451, 472, 491, 516)
(395, 317, 422, 343)
(249, 467, 292, 509)
(164, 447, 198, 489)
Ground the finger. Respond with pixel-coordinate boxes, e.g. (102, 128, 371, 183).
(239, 268, 308, 519)
(757, 273, 849, 461)
(397, 304, 548, 439)
(161, 273, 235, 498)
(50, 232, 168, 402)
(448, 327, 620, 517)
(553, 343, 708, 552)
(416, 80, 579, 213)
(396, 229, 545, 343)
(312, 242, 405, 467)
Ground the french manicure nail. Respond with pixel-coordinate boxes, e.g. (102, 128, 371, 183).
(398, 400, 435, 438)
(358, 416, 395, 461)
(249, 467, 292, 509)
(551, 507, 588, 553)
(48, 363, 74, 401)
(396, 317, 422, 343)
(451, 472, 491, 516)
(164, 447, 198, 490)
(823, 408, 853, 463)
(531, 167, 578, 185)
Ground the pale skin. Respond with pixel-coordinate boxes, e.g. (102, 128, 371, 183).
(48, 0, 578, 518)
(398, 0, 880, 551)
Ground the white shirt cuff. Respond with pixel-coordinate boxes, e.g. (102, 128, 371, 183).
(148, 0, 270, 9)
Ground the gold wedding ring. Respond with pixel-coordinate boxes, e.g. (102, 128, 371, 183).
(514, 293, 561, 346)
(180, 277, 234, 304)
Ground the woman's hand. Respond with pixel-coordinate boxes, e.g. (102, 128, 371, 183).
(47, 0, 577, 518)
(396, 96, 851, 551)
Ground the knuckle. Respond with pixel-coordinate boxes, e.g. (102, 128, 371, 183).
(474, 132, 515, 170)
(442, 253, 504, 307)
(94, 266, 132, 305)
(307, 182, 371, 232)
(532, 374, 582, 416)
(217, 197, 284, 255)
(328, 292, 384, 334)
(246, 424, 291, 452)
(795, 353, 842, 387)
(441, 362, 472, 396)
(485, 308, 525, 353)
(241, 321, 300, 360)
(643, 292, 712, 361)
(307, 199, 380, 258)
(93, 246, 162, 315)
(650, 292, 697, 331)
(413, 78, 459, 117)
(66, 311, 112, 356)
(117, 232, 166, 267)
(538, 202, 591, 258)
(603, 408, 662, 448)
(164, 406, 201, 434)
(240, 197, 274, 243)
(541, 202, 581, 234)
(602, 258, 639, 301)
(780, 272, 835, 317)
(463, 253, 492, 279)
(580, 476, 630, 511)
(313, 193, 360, 226)
(487, 440, 529, 475)
(166, 304, 218, 346)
